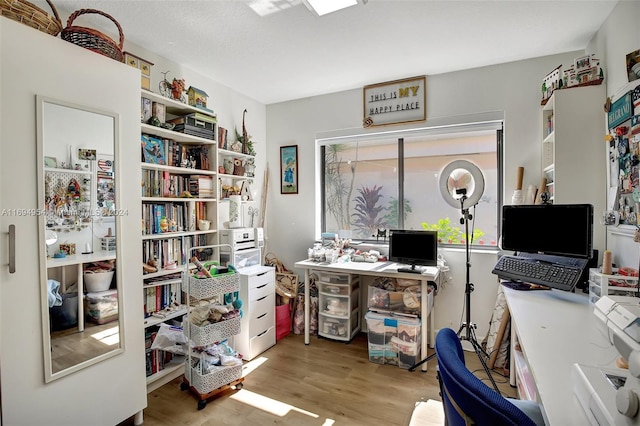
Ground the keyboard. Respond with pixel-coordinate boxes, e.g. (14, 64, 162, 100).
(492, 254, 584, 291)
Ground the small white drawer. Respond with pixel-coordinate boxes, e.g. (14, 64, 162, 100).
(252, 292, 274, 318)
(250, 307, 275, 336)
(247, 326, 276, 358)
(250, 280, 274, 301)
(248, 269, 275, 290)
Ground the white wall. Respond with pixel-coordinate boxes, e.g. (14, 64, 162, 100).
(588, 0, 640, 271)
(266, 51, 588, 343)
(265, 1, 640, 341)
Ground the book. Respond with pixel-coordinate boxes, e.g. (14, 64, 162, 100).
(141, 134, 166, 165)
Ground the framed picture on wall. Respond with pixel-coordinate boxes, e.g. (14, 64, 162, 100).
(280, 145, 298, 194)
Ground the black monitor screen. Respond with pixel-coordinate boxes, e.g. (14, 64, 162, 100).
(389, 229, 438, 270)
(501, 204, 593, 259)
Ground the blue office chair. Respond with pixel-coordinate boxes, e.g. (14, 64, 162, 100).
(435, 327, 544, 426)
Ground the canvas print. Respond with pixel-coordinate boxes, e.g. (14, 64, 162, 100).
(627, 49, 640, 83)
(280, 145, 298, 194)
(141, 134, 166, 165)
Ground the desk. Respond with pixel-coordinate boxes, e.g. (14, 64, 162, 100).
(294, 259, 439, 371)
(504, 286, 619, 425)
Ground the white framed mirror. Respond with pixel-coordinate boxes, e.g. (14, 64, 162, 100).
(36, 95, 124, 382)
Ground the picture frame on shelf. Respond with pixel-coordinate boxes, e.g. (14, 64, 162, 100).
(280, 145, 298, 194)
(626, 49, 640, 83)
(44, 156, 57, 168)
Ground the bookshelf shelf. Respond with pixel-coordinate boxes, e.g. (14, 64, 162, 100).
(140, 89, 220, 392)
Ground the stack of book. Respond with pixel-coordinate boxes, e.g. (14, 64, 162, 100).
(189, 175, 214, 198)
(168, 112, 216, 140)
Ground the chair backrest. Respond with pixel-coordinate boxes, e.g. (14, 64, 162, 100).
(435, 328, 536, 426)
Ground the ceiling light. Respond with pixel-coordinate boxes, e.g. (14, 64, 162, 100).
(303, 0, 358, 16)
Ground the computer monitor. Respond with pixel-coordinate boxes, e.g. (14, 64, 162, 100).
(501, 204, 594, 259)
(389, 229, 438, 273)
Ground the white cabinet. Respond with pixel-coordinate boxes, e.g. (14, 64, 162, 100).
(234, 265, 276, 360)
(1, 18, 145, 425)
(541, 85, 606, 256)
(316, 271, 361, 341)
(140, 89, 220, 392)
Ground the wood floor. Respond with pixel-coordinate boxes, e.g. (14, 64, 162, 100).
(123, 332, 515, 426)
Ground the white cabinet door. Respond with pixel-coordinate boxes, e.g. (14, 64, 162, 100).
(0, 19, 146, 425)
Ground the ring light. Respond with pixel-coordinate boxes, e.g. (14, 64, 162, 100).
(438, 160, 485, 210)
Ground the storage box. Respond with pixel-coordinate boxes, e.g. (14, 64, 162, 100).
(169, 113, 216, 129)
(319, 314, 358, 339)
(365, 311, 421, 369)
(319, 288, 358, 317)
(588, 268, 638, 304)
(368, 285, 434, 316)
(317, 272, 350, 284)
(318, 282, 350, 296)
(101, 236, 116, 251)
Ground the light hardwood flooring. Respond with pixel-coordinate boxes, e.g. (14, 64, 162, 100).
(122, 332, 515, 426)
(51, 320, 120, 373)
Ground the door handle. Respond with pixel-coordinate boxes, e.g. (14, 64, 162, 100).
(8, 224, 16, 273)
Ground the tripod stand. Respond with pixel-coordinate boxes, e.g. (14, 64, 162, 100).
(409, 194, 499, 393)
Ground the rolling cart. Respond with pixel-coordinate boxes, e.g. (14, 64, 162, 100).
(180, 244, 244, 410)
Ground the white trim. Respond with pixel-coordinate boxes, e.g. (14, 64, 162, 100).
(316, 111, 504, 144)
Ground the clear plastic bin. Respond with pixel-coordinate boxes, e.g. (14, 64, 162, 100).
(365, 311, 421, 369)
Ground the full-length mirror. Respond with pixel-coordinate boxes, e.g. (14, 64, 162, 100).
(37, 96, 123, 382)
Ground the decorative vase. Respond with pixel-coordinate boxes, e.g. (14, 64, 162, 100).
(228, 195, 242, 228)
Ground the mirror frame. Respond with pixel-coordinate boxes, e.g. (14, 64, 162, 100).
(36, 95, 124, 382)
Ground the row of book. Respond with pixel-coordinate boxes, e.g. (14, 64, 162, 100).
(142, 234, 208, 269)
(144, 282, 182, 317)
(145, 327, 176, 377)
(142, 169, 214, 198)
(141, 133, 211, 170)
(142, 201, 207, 235)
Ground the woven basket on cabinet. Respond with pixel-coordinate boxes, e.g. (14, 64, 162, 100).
(0, 0, 62, 36)
(60, 8, 124, 62)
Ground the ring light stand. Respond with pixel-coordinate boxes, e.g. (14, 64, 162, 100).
(409, 160, 498, 392)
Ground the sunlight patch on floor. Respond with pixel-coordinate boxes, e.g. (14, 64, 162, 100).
(230, 388, 324, 419)
(241, 356, 269, 377)
(91, 325, 120, 346)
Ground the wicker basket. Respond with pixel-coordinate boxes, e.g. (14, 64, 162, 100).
(60, 8, 124, 62)
(0, 0, 62, 36)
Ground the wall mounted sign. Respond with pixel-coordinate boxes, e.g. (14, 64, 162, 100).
(608, 91, 633, 130)
(363, 76, 426, 127)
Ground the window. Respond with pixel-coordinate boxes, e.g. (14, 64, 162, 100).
(317, 116, 503, 247)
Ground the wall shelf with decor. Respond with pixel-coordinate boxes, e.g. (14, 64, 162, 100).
(217, 147, 255, 203)
(140, 88, 220, 393)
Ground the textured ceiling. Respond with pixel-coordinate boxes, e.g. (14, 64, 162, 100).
(43, 0, 618, 104)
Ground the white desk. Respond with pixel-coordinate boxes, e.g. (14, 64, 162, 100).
(504, 287, 619, 425)
(294, 259, 439, 371)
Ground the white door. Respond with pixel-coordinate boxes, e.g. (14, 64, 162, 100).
(1, 18, 146, 425)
